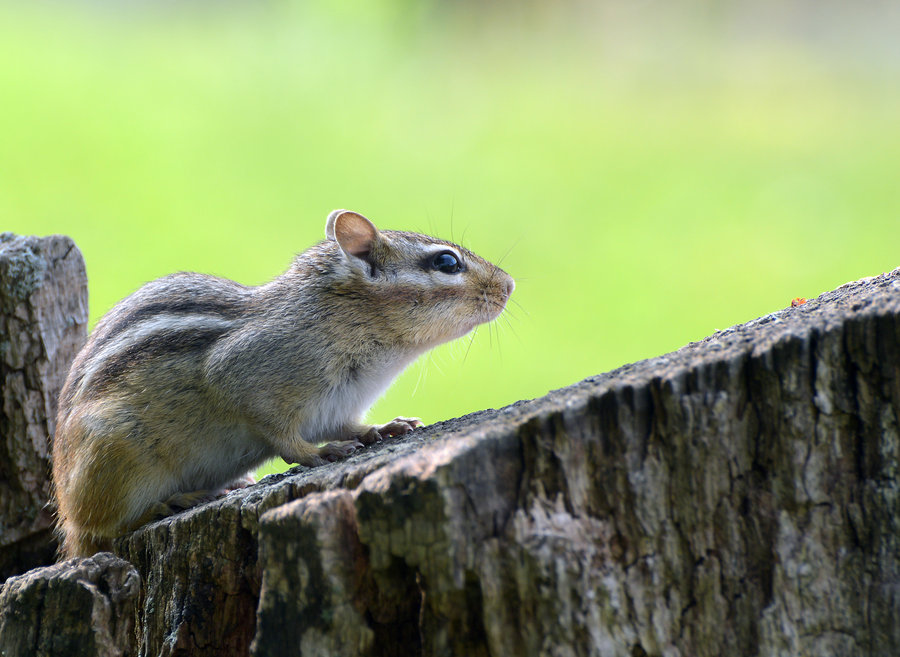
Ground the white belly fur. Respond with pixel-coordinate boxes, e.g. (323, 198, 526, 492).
(299, 351, 419, 442)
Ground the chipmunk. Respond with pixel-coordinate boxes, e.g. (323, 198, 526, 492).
(52, 210, 514, 558)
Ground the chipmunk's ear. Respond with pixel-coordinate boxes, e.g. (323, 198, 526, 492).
(325, 210, 380, 259)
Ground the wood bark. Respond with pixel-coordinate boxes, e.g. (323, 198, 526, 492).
(0, 232, 898, 656)
(0, 552, 139, 656)
(0, 233, 88, 580)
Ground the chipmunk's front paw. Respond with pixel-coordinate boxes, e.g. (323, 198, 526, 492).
(317, 440, 364, 463)
(359, 417, 424, 444)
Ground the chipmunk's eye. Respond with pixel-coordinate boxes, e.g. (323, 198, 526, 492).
(431, 251, 462, 274)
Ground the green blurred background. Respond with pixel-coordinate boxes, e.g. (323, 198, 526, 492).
(3, 1, 899, 475)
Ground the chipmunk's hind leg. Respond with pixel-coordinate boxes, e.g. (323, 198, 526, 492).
(125, 473, 258, 533)
(127, 490, 219, 531)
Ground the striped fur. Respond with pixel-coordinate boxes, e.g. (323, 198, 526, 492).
(52, 211, 514, 557)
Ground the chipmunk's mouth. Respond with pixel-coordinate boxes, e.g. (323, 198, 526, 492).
(473, 277, 515, 325)
(479, 298, 507, 323)
(429, 275, 514, 345)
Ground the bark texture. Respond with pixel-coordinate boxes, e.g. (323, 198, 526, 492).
(0, 233, 88, 580)
(0, 552, 139, 656)
(2, 249, 899, 656)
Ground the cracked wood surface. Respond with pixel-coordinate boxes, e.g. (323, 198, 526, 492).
(0, 553, 139, 657)
(0, 233, 87, 579)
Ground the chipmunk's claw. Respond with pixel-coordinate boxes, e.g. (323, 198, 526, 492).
(359, 417, 423, 444)
(319, 440, 364, 462)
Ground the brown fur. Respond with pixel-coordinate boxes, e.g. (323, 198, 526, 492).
(52, 210, 514, 558)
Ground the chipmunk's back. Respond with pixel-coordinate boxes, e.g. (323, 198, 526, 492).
(60, 272, 252, 408)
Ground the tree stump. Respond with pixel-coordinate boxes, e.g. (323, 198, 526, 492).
(0, 232, 897, 657)
(0, 552, 139, 657)
(115, 266, 899, 657)
(0, 234, 88, 580)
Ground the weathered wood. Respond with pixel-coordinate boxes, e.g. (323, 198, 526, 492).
(0, 552, 139, 656)
(2, 237, 898, 656)
(111, 266, 898, 657)
(0, 233, 88, 580)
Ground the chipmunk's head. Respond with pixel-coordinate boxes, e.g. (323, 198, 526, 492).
(325, 209, 514, 348)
